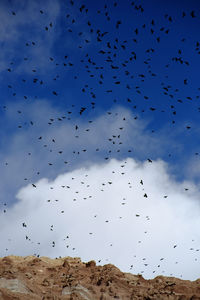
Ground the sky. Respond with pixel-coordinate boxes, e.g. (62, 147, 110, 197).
(0, 0, 200, 280)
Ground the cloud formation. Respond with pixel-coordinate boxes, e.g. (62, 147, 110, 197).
(1, 157, 200, 280)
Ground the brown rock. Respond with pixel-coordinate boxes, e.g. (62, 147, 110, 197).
(0, 256, 199, 299)
(85, 260, 96, 268)
(63, 259, 70, 272)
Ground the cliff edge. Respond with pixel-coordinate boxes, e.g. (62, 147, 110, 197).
(0, 256, 199, 299)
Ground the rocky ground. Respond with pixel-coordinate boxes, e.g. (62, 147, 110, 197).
(0, 256, 199, 299)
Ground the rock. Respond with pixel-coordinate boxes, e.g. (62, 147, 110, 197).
(63, 259, 70, 271)
(62, 284, 93, 299)
(0, 256, 199, 299)
(85, 260, 96, 268)
(0, 278, 29, 293)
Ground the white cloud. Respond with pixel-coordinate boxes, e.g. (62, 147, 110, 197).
(1, 157, 200, 280)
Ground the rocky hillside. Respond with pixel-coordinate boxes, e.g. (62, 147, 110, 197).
(0, 256, 199, 299)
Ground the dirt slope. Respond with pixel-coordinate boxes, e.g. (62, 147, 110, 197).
(0, 256, 199, 299)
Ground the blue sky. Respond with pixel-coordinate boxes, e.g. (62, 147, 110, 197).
(0, 0, 200, 280)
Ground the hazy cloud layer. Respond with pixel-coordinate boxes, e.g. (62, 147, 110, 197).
(0, 100, 179, 206)
(0, 0, 61, 74)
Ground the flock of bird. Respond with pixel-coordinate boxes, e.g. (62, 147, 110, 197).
(1, 0, 200, 279)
